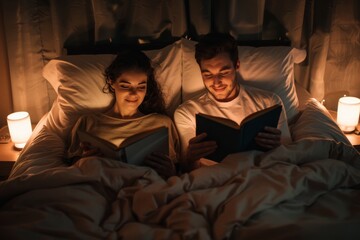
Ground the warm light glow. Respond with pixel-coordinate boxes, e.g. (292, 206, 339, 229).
(337, 96, 360, 133)
(7, 111, 32, 149)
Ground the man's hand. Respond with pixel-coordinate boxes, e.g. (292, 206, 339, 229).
(144, 152, 176, 179)
(254, 126, 281, 150)
(185, 133, 217, 168)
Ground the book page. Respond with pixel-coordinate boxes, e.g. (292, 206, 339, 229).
(78, 127, 169, 165)
(77, 130, 124, 160)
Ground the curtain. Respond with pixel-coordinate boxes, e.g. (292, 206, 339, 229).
(0, 0, 186, 122)
(0, 1, 12, 127)
(0, 0, 359, 122)
(296, 0, 360, 109)
(322, 0, 360, 109)
(1, 0, 63, 123)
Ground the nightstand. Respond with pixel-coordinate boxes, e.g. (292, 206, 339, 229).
(0, 126, 20, 180)
(328, 110, 360, 152)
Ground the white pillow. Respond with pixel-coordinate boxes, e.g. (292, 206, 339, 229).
(291, 98, 351, 144)
(43, 54, 115, 114)
(145, 42, 182, 116)
(42, 40, 182, 117)
(181, 38, 306, 123)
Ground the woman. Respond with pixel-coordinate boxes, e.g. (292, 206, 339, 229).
(67, 48, 179, 179)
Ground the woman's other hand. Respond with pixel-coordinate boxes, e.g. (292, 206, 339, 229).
(80, 142, 103, 157)
(144, 152, 177, 179)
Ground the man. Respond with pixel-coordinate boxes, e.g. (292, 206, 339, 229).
(174, 32, 292, 170)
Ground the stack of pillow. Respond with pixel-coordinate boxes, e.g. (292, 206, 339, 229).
(43, 38, 309, 138)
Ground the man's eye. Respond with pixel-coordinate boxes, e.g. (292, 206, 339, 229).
(220, 71, 231, 77)
(203, 74, 213, 79)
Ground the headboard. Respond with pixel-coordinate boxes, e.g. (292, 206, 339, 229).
(65, 38, 291, 55)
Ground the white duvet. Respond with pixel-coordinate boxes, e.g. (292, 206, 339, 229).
(0, 123, 359, 240)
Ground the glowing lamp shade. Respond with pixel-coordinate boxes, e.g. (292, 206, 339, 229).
(7, 111, 32, 149)
(336, 96, 360, 133)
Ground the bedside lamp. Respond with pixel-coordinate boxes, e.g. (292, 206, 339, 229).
(337, 96, 360, 133)
(7, 111, 33, 149)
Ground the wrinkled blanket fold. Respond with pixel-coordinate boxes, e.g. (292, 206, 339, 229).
(0, 138, 359, 240)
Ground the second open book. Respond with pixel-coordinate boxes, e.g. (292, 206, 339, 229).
(77, 127, 169, 166)
(196, 104, 282, 162)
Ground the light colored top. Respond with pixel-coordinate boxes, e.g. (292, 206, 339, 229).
(68, 113, 180, 162)
(174, 84, 292, 160)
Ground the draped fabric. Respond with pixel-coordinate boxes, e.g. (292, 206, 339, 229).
(0, 0, 359, 122)
(0, 3, 12, 127)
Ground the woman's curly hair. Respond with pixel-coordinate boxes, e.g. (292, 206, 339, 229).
(103, 48, 166, 115)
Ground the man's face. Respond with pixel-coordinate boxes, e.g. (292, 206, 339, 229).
(199, 52, 240, 102)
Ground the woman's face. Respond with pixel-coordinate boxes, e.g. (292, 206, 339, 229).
(111, 71, 147, 118)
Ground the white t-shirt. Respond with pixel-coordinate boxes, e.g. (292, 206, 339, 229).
(174, 84, 292, 160)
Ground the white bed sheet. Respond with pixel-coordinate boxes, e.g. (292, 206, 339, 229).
(1, 131, 359, 239)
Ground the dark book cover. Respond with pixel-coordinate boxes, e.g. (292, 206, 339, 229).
(196, 104, 282, 162)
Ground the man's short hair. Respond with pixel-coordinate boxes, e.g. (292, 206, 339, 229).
(195, 32, 239, 67)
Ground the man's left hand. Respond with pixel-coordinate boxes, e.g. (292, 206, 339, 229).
(254, 126, 281, 150)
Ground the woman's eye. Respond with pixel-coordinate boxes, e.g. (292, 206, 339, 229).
(137, 86, 146, 91)
(119, 84, 130, 89)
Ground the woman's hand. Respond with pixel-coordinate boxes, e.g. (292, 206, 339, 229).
(144, 152, 177, 179)
(79, 142, 103, 157)
(254, 126, 281, 150)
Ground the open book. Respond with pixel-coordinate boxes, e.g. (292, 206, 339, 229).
(196, 104, 282, 162)
(77, 127, 169, 166)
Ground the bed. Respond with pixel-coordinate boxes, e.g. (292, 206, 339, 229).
(0, 38, 359, 240)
